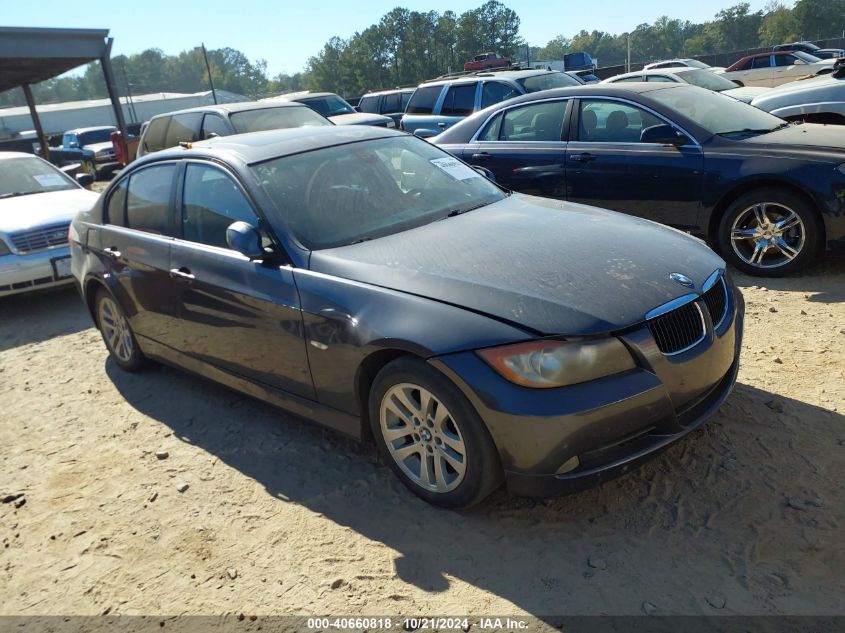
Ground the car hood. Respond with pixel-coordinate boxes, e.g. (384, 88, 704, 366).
(722, 86, 770, 103)
(730, 122, 845, 154)
(328, 112, 392, 127)
(309, 195, 725, 336)
(0, 188, 100, 233)
(82, 141, 114, 154)
(751, 75, 844, 109)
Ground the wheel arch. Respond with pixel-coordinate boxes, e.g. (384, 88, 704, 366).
(83, 275, 110, 326)
(354, 348, 422, 442)
(707, 178, 827, 251)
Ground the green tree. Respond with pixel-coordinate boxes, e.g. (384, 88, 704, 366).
(758, 1, 800, 46)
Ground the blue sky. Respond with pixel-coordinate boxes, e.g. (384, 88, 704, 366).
(4, 0, 773, 76)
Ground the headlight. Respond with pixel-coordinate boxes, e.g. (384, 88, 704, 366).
(838, 163, 845, 175)
(386, 120, 396, 128)
(0, 238, 10, 256)
(477, 338, 635, 388)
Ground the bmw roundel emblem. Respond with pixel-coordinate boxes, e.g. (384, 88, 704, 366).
(669, 272, 695, 289)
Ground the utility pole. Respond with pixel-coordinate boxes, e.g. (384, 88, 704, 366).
(626, 33, 631, 73)
(201, 43, 218, 104)
(121, 65, 138, 124)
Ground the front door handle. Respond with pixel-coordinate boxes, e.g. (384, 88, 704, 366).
(169, 267, 196, 283)
(569, 153, 596, 164)
(103, 246, 121, 259)
(471, 152, 492, 162)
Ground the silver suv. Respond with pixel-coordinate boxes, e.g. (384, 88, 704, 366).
(401, 70, 581, 137)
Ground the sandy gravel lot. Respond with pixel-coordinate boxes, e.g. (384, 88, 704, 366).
(1, 260, 843, 619)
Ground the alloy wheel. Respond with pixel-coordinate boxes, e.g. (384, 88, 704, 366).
(379, 383, 467, 493)
(730, 202, 805, 270)
(99, 296, 134, 363)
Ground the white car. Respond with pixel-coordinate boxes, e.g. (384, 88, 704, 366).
(603, 67, 769, 103)
(0, 152, 99, 297)
(719, 51, 837, 88)
(644, 58, 726, 72)
(751, 64, 845, 124)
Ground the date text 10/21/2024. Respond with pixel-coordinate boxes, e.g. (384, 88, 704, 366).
(305, 617, 530, 630)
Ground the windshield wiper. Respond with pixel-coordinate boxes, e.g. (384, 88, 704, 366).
(349, 236, 373, 245)
(721, 123, 790, 137)
(442, 202, 490, 219)
(0, 191, 31, 200)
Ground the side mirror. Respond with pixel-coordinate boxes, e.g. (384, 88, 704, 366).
(640, 124, 689, 145)
(76, 173, 95, 188)
(204, 132, 220, 140)
(793, 59, 805, 65)
(732, 80, 744, 87)
(472, 166, 496, 181)
(413, 128, 439, 139)
(226, 221, 264, 259)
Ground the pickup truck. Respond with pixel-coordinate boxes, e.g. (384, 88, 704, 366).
(49, 126, 119, 179)
(463, 53, 511, 72)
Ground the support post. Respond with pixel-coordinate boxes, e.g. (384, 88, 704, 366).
(21, 84, 49, 161)
(101, 37, 128, 139)
(201, 43, 218, 104)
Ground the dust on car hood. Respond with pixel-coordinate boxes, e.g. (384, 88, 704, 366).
(309, 194, 725, 336)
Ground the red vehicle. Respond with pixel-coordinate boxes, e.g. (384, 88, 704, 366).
(463, 52, 511, 72)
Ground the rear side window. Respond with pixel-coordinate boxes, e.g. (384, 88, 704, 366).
(164, 113, 202, 148)
(125, 164, 176, 234)
(440, 84, 477, 116)
(499, 100, 567, 142)
(382, 92, 401, 112)
(358, 96, 379, 113)
(775, 55, 796, 67)
(181, 164, 262, 249)
(752, 56, 771, 69)
(141, 117, 169, 153)
(405, 85, 443, 115)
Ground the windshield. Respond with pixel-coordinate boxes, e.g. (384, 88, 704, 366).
(677, 69, 738, 91)
(77, 129, 114, 145)
(684, 59, 710, 69)
(518, 72, 580, 92)
(0, 156, 77, 198)
(253, 136, 505, 250)
(649, 85, 787, 136)
(793, 51, 822, 63)
(299, 95, 356, 117)
(230, 106, 331, 134)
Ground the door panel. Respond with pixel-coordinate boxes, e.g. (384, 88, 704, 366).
(564, 99, 704, 230)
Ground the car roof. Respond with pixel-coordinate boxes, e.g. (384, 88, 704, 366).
(66, 126, 116, 134)
(419, 69, 565, 87)
(148, 100, 307, 120)
(137, 125, 403, 167)
(0, 151, 41, 161)
(607, 68, 692, 81)
(361, 88, 416, 97)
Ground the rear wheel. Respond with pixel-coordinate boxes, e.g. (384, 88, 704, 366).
(717, 188, 821, 276)
(369, 357, 502, 508)
(95, 288, 146, 371)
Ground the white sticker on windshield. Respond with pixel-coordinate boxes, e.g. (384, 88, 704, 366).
(430, 157, 481, 181)
(34, 174, 67, 187)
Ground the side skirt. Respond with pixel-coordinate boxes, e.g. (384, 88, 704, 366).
(138, 336, 363, 440)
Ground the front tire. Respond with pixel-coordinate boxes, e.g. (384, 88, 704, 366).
(717, 188, 821, 276)
(369, 357, 502, 508)
(95, 288, 146, 371)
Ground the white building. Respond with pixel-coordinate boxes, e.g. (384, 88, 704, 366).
(0, 89, 247, 138)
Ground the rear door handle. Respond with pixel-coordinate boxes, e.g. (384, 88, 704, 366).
(471, 152, 491, 162)
(103, 246, 121, 259)
(169, 267, 195, 283)
(569, 153, 596, 164)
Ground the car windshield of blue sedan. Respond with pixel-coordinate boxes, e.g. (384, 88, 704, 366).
(0, 157, 76, 199)
(648, 86, 788, 136)
(253, 136, 505, 249)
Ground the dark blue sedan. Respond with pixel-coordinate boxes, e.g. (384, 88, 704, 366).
(434, 83, 845, 276)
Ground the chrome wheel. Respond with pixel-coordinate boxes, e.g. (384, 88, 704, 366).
(730, 202, 805, 270)
(98, 296, 134, 363)
(379, 383, 467, 493)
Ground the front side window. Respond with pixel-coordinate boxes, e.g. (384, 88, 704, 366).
(401, 92, 412, 110)
(647, 75, 676, 83)
(124, 164, 176, 234)
(440, 84, 477, 116)
(78, 129, 115, 145)
(253, 136, 505, 250)
(578, 100, 662, 143)
(481, 81, 521, 109)
(181, 164, 261, 249)
(298, 95, 355, 117)
(405, 85, 443, 115)
(613, 76, 644, 83)
(382, 93, 401, 112)
(752, 56, 772, 69)
(164, 113, 202, 148)
(229, 106, 330, 133)
(201, 114, 230, 139)
(0, 157, 76, 198)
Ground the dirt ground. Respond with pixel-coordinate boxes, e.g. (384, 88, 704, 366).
(0, 259, 843, 619)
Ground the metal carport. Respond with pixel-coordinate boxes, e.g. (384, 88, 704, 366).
(0, 26, 127, 160)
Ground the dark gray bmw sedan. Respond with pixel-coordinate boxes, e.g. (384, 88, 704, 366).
(70, 126, 744, 508)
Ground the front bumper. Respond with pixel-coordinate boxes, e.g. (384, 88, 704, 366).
(0, 246, 74, 297)
(430, 283, 745, 497)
